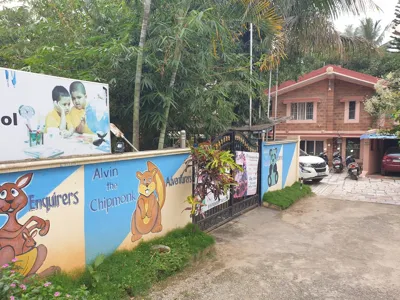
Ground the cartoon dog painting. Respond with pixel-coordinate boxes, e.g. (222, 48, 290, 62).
(0, 173, 59, 277)
(131, 162, 166, 242)
(268, 148, 279, 187)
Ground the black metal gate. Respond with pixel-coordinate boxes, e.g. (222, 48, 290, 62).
(192, 131, 261, 231)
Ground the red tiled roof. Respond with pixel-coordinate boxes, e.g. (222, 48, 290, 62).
(265, 65, 380, 95)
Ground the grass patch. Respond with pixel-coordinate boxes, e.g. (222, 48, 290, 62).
(262, 182, 313, 209)
(50, 223, 214, 299)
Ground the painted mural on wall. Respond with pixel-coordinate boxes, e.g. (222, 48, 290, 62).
(0, 152, 191, 273)
(261, 142, 299, 195)
(84, 154, 191, 264)
(0, 173, 55, 276)
(268, 148, 279, 187)
(0, 166, 84, 277)
(131, 162, 166, 242)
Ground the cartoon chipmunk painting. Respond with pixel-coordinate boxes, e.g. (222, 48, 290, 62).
(131, 161, 166, 242)
(0, 173, 59, 277)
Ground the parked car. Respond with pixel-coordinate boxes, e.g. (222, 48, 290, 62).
(381, 147, 400, 176)
(299, 149, 329, 182)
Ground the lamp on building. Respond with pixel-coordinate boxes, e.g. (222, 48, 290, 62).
(328, 79, 332, 91)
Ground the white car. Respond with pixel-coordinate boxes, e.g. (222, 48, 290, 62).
(299, 149, 329, 182)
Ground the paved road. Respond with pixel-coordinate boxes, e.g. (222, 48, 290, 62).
(311, 172, 400, 205)
(150, 197, 400, 300)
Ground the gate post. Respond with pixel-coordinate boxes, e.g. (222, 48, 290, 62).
(257, 137, 263, 205)
(191, 142, 196, 225)
(229, 131, 235, 215)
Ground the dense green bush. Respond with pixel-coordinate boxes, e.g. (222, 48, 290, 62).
(50, 223, 215, 299)
(263, 182, 313, 209)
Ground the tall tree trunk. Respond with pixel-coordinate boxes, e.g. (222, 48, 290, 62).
(158, 42, 182, 150)
(132, 0, 152, 150)
(158, 8, 188, 150)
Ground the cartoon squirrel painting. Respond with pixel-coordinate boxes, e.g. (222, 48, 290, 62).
(0, 173, 59, 277)
(131, 161, 166, 242)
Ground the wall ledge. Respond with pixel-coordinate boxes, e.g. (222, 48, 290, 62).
(263, 139, 298, 146)
(0, 148, 190, 174)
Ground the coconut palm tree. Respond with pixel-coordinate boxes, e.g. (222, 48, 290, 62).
(274, 0, 380, 58)
(355, 17, 389, 46)
(344, 24, 357, 37)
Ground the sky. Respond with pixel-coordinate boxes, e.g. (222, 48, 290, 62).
(1, 0, 398, 44)
(334, 0, 398, 43)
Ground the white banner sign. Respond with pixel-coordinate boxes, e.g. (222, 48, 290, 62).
(0, 68, 111, 162)
(202, 190, 230, 212)
(234, 151, 259, 198)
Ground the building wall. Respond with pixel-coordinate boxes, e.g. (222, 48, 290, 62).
(274, 81, 328, 133)
(261, 140, 299, 195)
(0, 150, 191, 276)
(333, 80, 374, 132)
(362, 139, 385, 175)
(273, 79, 375, 134)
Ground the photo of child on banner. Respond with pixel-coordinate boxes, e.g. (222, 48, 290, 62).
(234, 151, 259, 198)
(0, 68, 111, 162)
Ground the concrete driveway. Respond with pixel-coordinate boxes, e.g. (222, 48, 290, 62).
(150, 197, 400, 300)
(311, 172, 400, 205)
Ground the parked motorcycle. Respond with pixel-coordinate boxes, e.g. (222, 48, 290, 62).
(319, 152, 329, 165)
(332, 151, 344, 173)
(345, 154, 361, 180)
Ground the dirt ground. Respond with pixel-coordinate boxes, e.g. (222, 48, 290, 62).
(149, 197, 400, 300)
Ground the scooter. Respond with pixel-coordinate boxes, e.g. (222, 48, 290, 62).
(345, 154, 361, 180)
(319, 152, 329, 165)
(332, 151, 344, 173)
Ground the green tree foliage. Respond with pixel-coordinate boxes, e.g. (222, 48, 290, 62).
(356, 18, 388, 46)
(364, 71, 400, 135)
(0, 0, 382, 150)
(389, 0, 400, 51)
(132, 0, 152, 150)
(0, 0, 140, 147)
(0, 0, 283, 149)
(344, 18, 389, 46)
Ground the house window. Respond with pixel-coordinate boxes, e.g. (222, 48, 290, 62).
(344, 100, 359, 123)
(349, 101, 356, 120)
(346, 138, 360, 159)
(291, 103, 314, 120)
(300, 140, 324, 155)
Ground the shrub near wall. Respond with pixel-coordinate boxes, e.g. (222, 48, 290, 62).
(262, 182, 312, 210)
(49, 224, 215, 299)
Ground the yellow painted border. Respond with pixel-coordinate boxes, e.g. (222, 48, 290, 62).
(0, 148, 190, 174)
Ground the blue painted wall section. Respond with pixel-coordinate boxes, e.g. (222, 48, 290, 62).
(84, 154, 188, 264)
(261, 144, 282, 195)
(0, 166, 79, 227)
(261, 142, 298, 198)
(0, 151, 191, 275)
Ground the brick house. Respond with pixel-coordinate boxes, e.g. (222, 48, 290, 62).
(267, 65, 389, 175)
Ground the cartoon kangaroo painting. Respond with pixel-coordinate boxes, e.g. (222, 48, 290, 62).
(131, 161, 166, 242)
(0, 173, 59, 277)
(22, 231, 37, 253)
